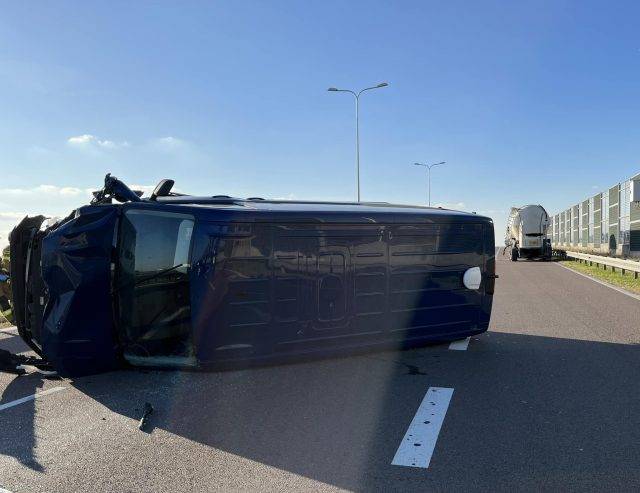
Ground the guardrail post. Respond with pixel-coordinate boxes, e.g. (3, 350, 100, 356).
(565, 251, 640, 280)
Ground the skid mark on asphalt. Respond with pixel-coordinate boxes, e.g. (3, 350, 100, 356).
(448, 337, 470, 350)
(392, 387, 454, 468)
(0, 386, 66, 412)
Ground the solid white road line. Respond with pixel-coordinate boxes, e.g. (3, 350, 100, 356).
(391, 387, 454, 469)
(0, 386, 66, 412)
(448, 337, 470, 350)
(0, 326, 18, 334)
(555, 263, 640, 302)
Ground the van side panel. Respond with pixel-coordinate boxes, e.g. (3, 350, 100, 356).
(387, 223, 484, 341)
(191, 219, 492, 366)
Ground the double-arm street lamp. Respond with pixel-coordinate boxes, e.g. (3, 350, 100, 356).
(414, 161, 446, 207)
(328, 82, 388, 202)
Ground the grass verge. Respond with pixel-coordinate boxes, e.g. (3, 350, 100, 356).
(558, 260, 640, 295)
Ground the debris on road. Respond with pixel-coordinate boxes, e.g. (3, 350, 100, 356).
(138, 402, 154, 431)
(0, 348, 57, 377)
(14, 364, 58, 377)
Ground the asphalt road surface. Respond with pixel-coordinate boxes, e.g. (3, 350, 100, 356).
(2, 253, 640, 492)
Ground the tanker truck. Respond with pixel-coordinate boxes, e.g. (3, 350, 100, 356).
(505, 204, 551, 261)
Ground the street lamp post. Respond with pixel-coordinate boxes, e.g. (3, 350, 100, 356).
(328, 82, 388, 202)
(414, 161, 446, 207)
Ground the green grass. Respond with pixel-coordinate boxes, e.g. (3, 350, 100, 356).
(558, 259, 640, 295)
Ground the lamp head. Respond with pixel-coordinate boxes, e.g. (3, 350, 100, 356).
(328, 87, 339, 91)
(377, 82, 389, 88)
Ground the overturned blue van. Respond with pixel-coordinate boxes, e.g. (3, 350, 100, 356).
(10, 175, 496, 377)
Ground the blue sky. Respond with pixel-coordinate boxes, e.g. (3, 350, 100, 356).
(2, 0, 640, 246)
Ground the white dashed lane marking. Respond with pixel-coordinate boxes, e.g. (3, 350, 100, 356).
(448, 337, 470, 350)
(391, 387, 454, 469)
(0, 386, 66, 412)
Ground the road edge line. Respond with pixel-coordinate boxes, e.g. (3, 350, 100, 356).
(555, 263, 640, 302)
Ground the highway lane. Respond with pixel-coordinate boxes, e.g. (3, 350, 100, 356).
(1, 254, 640, 492)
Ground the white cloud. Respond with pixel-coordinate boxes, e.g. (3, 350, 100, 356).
(0, 212, 27, 219)
(66, 134, 192, 152)
(1, 184, 158, 200)
(2, 185, 88, 197)
(60, 187, 84, 195)
(150, 136, 188, 149)
(68, 134, 93, 145)
(0, 213, 25, 248)
(433, 201, 466, 210)
(0, 182, 155, 248)
(0, 212, 27, 246)
(67, 134, 130, 149)
(272, 193, 297, 201)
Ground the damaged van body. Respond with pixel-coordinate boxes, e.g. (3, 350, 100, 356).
(10, 174, 496, 377)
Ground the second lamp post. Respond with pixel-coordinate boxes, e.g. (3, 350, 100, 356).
(414, 161, 446, 207)
(328, 82, 388, 202)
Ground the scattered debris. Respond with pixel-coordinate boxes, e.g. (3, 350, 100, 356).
(138, 402, 154, 431)
(15, 364, 58, 377)
(0, 348, 57, 377)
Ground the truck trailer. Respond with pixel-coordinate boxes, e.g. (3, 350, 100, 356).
(505, 204, 551, 261)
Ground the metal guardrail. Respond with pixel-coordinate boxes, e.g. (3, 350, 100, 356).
(565, 251, 640, 279)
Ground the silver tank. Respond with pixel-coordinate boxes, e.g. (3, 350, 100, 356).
(505, 204, 549, 253)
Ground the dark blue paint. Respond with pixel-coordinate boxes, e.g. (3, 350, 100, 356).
(40, 206, 119, 376)
(15, 197, 495, 375)
(178, 203, 495, 368)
